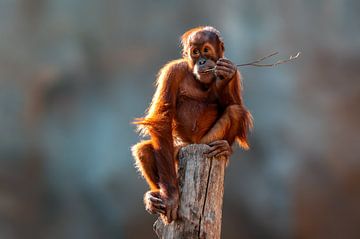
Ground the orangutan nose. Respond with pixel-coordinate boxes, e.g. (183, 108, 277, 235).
(198, 58, 206, 65)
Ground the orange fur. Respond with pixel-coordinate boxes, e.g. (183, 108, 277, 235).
(132, 26, 253, 215)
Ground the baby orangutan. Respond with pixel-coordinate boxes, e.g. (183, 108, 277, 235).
(132, 26, 253, 224)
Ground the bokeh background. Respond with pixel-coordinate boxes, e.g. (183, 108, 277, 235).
(0, 0, 359, 238)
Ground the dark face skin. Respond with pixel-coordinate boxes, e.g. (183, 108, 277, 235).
(187, 31, 223, 84)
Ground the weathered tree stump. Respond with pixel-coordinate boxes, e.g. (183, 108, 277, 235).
(154, 144, 227, 239)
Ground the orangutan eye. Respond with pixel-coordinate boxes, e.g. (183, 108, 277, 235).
(192, 49, 200, 55)
(203, 47, 209, 53)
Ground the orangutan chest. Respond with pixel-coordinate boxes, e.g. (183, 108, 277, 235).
(175, 95, 219, 139)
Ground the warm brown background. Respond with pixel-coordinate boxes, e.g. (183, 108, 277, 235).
(0, 0, 359, 238)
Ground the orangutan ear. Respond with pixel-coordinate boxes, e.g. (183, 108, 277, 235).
(219, 41, 225, 57)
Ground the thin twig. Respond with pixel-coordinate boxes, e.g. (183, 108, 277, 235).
(236, 51, 279, 67)
(204, 51, 301, 72)
(239, 51, 301, 67)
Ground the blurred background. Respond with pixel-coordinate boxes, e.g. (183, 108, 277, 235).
(0, 0, 359, 238)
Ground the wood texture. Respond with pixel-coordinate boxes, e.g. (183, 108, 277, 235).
(154, 144, 227, 239)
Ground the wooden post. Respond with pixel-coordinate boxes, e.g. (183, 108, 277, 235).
(154, 144, 227, 239)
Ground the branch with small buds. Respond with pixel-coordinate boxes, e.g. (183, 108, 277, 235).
(204, 51, 301, 73)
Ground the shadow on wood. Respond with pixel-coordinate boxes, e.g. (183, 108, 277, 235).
(154, 144, 227, 239)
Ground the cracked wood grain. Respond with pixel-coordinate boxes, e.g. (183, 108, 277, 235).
(154, 144, 227, 239)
